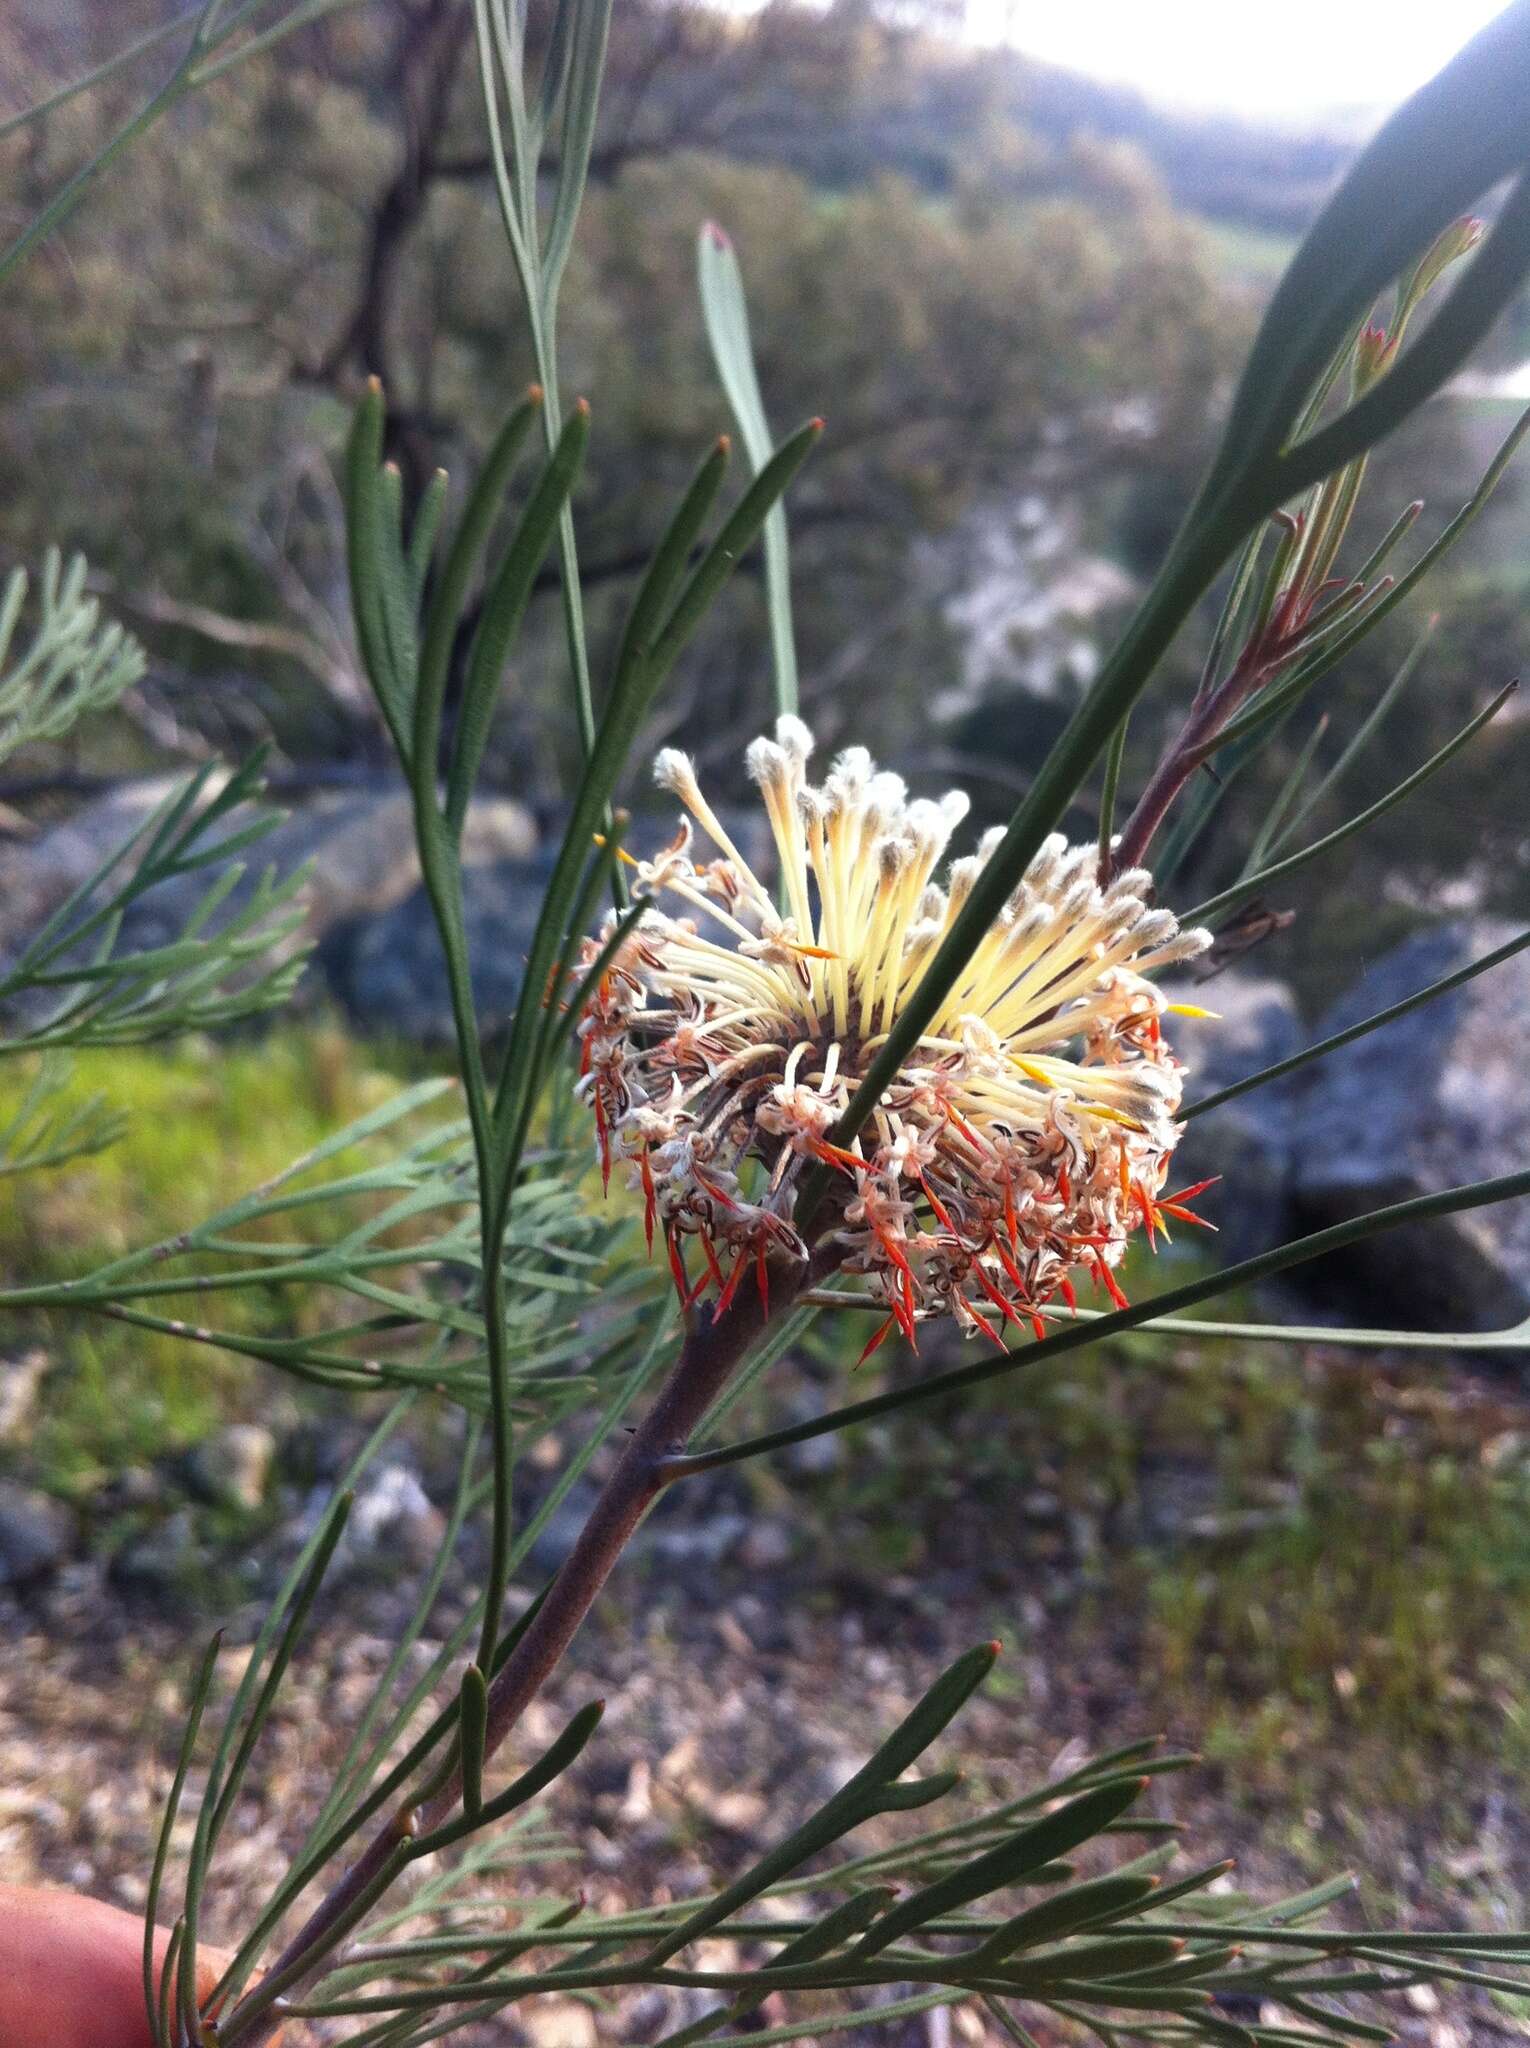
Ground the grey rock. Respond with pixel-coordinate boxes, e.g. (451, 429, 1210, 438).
(0, 776, 207, 956)
(341, 1463, 445, 1571)
(1289, 920, 1530, 1331)
(0, 1481, 71, 1586)
(1132, 1457, 1222, 1547)
(639, 1514, 749, 1567)
(108, 1508, 201, 1603)
(1165, 973, 1303, 1267)
(784, 1430, 842, 1479)
(0, 779, 537, 1025)
(524, 1480, 601, 1577)
(332, 849, 558, 1040)
(738, 1518, 793, 1572)
(181, 1422, 277, 1512)
(106, 1466, 163, 1511)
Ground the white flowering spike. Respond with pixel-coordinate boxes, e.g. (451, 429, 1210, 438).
(574, 720, 1214, 1350)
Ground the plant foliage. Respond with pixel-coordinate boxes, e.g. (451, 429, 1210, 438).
(4, 5, 1530, 2048)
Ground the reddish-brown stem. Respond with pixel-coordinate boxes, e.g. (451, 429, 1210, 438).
(1110, 616, 1308, 878)
(220, 1252, 831, 2047)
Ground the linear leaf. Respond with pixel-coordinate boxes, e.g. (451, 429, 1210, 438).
(445, 400, 591, 834)
(1188, 680, 1514, 927)
(415, 387, 543, 779)
(699, 223, 798, 715)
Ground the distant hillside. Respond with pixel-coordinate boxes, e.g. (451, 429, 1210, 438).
(998, 55, 1358, 236)
(617, 15, 1361, 241)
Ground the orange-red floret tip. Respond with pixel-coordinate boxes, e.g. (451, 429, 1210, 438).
(527, 382, 544, 403)
(575, 395, 591, 416)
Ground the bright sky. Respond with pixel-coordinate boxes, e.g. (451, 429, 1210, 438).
(969, 0, 1511, 118)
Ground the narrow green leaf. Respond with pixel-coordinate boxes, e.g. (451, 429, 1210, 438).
(1188, 679, 1514, 927)
(142, 1632, 221, 2047)
(1276, 170, 1530, 501)
(855, 1778, 1146, 1958)
(157, 1918, 184, 2048)
(1096, 716, 1129, 872)
(459, 1665, 489, 1823)
(344, 382, 412, 765)
(973, 1873, 1162, 1966)
(445, 400, 591, 836)
(1213, 403, 1530, 761)
(1277, 1995, 1395, 2043)
(1242, 711, 1329, 876)
(675, 1989, 960, 2048)
(374, 460, 422, 758)
(875, 1770, 964, 1814)
(650, 418, 823, 674)
(540, 0, 614, 295)
(1207, 5, 1530, 492)
(699, 222, 798, 715)
(1013, 1932, 1186, 1984)
(408, 467, 450, 604)
(0, 0, 219, 286)
(204, 1489, 354, 1850)
(775, 1891, 895, 1967)
(416, 388, 543, 794)
(643, 1643, 996, 1966)
(414, 1697, 604, 1855)
(612, 437, 731, 689)
(1272, 614, 1435, 854)
(533, 0, 579, 143)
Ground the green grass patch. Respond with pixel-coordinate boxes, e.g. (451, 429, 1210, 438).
(0, 1024, 420, 1491)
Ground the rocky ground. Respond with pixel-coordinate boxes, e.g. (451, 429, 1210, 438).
(5, 1379, 1530, 2048)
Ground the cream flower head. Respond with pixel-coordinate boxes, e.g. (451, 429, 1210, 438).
(575, 718, 1212, 1354)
